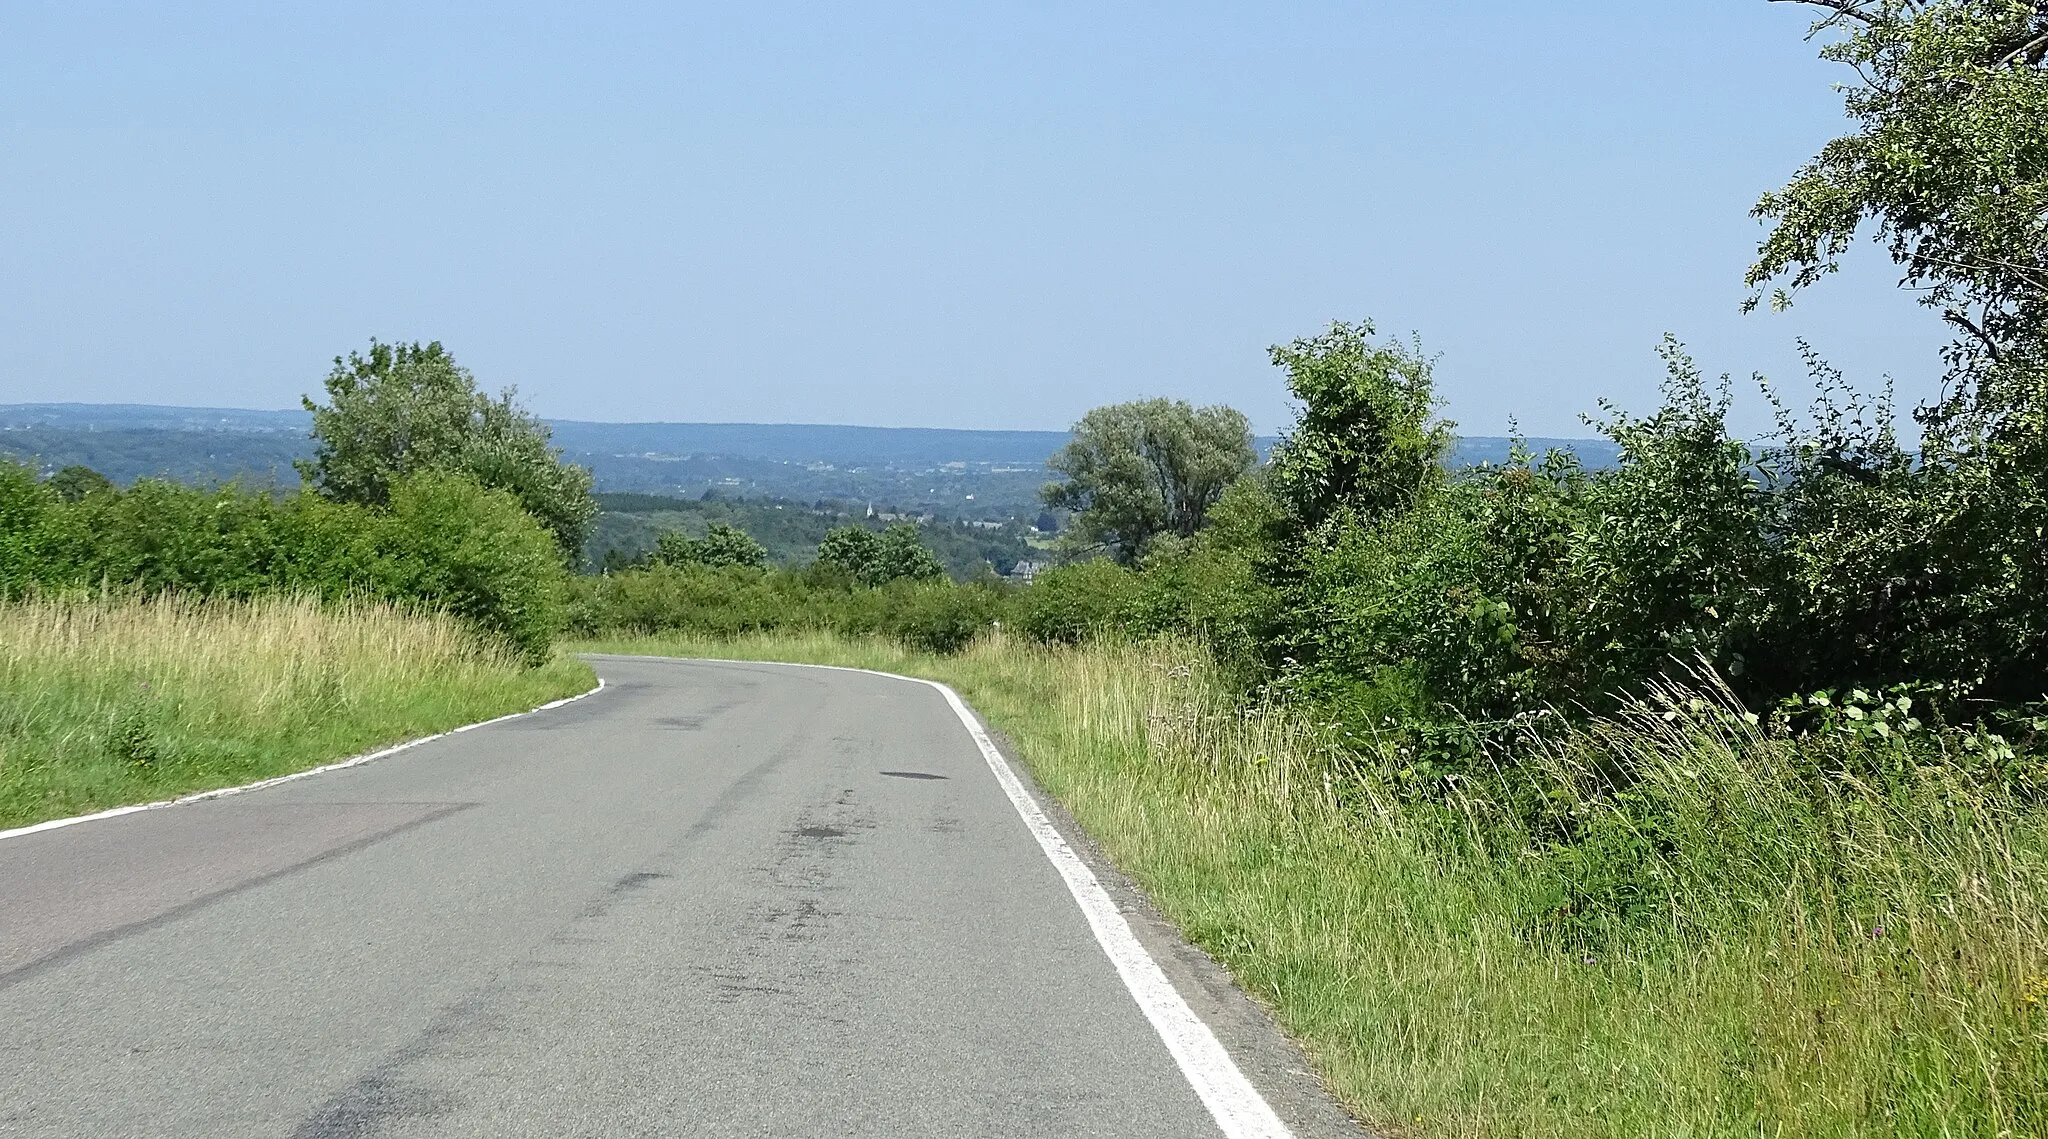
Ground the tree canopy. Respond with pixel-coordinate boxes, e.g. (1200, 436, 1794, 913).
(814, 523, 948, 585)
(45, 465, 114, 503)
(298, 340, 596, 558)
(1751, 0, 2048, 439)
(656, 522, 770, 569)
(1043, 398, 1256, 564)
(1267, 320, 1450, 533)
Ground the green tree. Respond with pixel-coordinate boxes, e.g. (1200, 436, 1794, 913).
(1748, 0, 2048, 703)
(655, 522, 769, 569)
(814, 522, 946, 585)
(874, 522, 948, 583)
(1267, 320, 1451, 532)
(1042, 398, 1256, 564)
(45, 465, 114, 503)
(298, 340, 596, 558)
(1750, 0, 2048, 436)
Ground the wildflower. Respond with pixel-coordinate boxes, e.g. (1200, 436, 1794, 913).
(2022, 976, 2048, 1009)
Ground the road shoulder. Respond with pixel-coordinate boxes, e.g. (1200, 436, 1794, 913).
(963, 707, 1377, 1139)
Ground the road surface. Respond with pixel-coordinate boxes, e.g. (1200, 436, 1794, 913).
(0, 656, 1353, 1137)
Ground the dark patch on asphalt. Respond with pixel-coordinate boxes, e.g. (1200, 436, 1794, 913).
(579, 870, 675, 919)
(698, 966, 794, 1003)
(657, 715, 703, 730)
(761, 897, 835, 943)
(290, 994, 502, 1138)
(880, 770, 947, 780)
(792, 824, 847, 840)
(611, 870, 671, 892)
(291, 1075, 460, 1139)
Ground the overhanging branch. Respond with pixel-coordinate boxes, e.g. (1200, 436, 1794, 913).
(1768, 0, 1881, 28)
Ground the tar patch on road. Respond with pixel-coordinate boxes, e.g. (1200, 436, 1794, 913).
(289, 995, 503, 1139)
(879, 770, 946, 780)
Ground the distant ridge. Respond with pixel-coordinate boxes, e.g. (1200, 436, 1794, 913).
(0, 404, 1620, 510)
(544, 420, 1073, 467)
(0, 403, 310, 433)
(1, 403, 1616, 464)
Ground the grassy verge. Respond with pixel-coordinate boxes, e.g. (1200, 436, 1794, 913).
(575, 630, 2048, 1138)
(1, 594, 594, 829)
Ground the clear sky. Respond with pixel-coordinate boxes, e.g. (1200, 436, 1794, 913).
(0, 3, 1947, 437)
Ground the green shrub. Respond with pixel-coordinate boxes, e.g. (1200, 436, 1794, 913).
(1564, 342, 1774, 695)
(1012, 559, 1144, 644)
(1267, 319, 1451, 532)
(374, 471, 566, 664)
(571, 505, 1008, 654)
(1256, 332, 2048, 747)
(567, 560, 1012, 654)
(44, 465, 113, 503)
(300, 338, 596, 558)
(1286, 486, 1507, 715)
(16, 467, 564, 664)
(0, 459, 53, 594)
(883, 578, 1006, 654)
(568, 562, 867, 639)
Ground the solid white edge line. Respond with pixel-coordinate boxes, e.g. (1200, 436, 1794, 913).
(683, 657, 1297, 1139)
(0, 678, 607, 844)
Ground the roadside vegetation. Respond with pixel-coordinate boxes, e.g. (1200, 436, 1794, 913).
(570, 628, 2048, 1137)
(0, 339, 600, 826)
(0, 593, 590, 829)
(569, 4, 2048, 1134)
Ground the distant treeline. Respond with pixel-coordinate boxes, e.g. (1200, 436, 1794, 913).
(586, 492, 1037, 579)
(0, 406, 1621, 522)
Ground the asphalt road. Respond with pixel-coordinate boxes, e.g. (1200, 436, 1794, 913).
(0, 656, 1350, 1138)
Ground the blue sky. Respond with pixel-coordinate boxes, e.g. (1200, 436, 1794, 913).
(0, 3, 1945, 436)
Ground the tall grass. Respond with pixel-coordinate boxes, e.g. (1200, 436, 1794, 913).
(0, 593, 593, 829)
(576, 629, 2048, 1138)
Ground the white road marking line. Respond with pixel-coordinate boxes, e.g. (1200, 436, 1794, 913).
(0, 679, 607, 843)
(18, 650, 1296, 1137)
(696, 658, 1297, 1139)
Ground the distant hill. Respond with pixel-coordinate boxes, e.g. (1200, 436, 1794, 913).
(547, 420, 1072, 467)
(0, 403, 1621, 516)
(0, 403, 310, 433)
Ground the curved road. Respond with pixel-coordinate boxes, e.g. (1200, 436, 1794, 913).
(0, 656, 1357, 1138)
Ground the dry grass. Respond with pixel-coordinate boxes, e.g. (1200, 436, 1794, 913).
(0, 593, 593, 828)
(577, 629, 2048, 1138)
